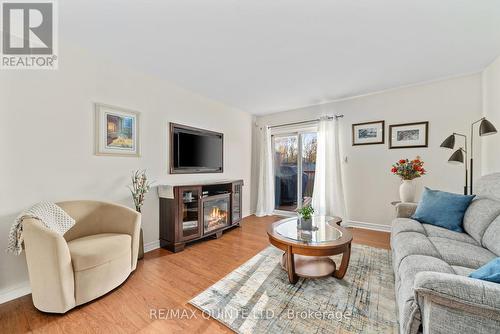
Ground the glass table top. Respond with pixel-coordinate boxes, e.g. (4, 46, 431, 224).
(275, 216, 342, 244)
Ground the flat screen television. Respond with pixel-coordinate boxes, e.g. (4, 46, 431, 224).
(170, 123, 223, 174)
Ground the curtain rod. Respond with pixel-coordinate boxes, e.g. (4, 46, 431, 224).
(267, 114, 344, 129)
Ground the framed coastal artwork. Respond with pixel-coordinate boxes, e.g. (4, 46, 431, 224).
(94, 103, 141, 157)
(352, 120, 385, 145)
(389, 121, 429, 149)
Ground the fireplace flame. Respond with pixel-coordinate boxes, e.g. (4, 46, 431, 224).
(205, 201, 229, 233)
(209, 207, 226, 221)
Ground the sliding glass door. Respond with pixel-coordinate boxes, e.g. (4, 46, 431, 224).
(273, 132, 317, 212)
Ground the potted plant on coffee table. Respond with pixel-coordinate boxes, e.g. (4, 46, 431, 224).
(297, 205, 315, 230)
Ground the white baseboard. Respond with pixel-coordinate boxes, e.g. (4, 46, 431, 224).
(0, 282, 31, 305)
(342, 220, 391, 232)
(144, 240, 160, 253)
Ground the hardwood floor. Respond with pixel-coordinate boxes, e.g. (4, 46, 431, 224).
(0, 215, 390, 334)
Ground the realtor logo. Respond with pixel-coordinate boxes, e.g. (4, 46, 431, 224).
(1, 0, 58, 69)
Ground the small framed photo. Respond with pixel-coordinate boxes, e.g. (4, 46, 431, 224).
(389, 121, 428, 149)
(352, 120, 385, 145)
(94, 103, 141, 157)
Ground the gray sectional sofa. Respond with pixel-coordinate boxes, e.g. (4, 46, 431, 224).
(391, 173, 500, 334)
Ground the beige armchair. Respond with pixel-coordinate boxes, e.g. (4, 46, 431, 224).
(23, 200, 141, 313)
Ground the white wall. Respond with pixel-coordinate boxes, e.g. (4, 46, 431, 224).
(482, 55, 500, 174)
(253, 74, 483, 227)
(0, 45, 253, 302)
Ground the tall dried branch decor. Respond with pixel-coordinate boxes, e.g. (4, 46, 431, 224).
(129, 170, 153, 213)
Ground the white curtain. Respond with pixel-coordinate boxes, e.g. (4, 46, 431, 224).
(312, 117, 347, 218)
(256, 126, 275, 216)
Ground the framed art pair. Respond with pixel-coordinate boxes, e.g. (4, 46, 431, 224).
(352, 120, 428, 149)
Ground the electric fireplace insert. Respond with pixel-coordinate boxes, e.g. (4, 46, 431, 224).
(202, 193, 230, 234)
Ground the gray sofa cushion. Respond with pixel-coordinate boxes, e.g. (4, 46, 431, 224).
(422, 223, 478, 245)
(475, 173, 500, 201)
(390, 218, 495, 271)
(482, 215, 500, 256)
(391, 218, 426, 238)
(428, 237, 496, 269)
(463, 197, 500, 244)
(451, 266, 475, 276)
(392, 231, 441, 271)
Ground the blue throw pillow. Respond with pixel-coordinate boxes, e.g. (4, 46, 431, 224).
(411, 187, 475, 232)
(469, 258, 500, 283)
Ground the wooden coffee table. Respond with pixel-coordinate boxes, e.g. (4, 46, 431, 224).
(267, 216, 352, 284)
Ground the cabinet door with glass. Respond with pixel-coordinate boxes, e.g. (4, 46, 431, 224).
(177, 186, 202, 241)
(232, 181, 243, 224)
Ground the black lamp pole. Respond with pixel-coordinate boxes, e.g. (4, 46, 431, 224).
(455, 134, 467, 195)
(470, 119, 481, 195)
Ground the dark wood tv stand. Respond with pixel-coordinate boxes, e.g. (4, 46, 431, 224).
(158, 180, 243, 252)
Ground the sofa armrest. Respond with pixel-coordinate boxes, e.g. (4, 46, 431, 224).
(395, 202, 418, 218)
(414, 271, 500, 318)
(23, 218, 75, 313)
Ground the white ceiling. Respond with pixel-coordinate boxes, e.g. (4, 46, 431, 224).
(61, 1, 500, 115)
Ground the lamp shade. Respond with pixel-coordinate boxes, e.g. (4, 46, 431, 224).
(479, 119, 497, 136)
(448, 149, 464, 164)
(440, 134, 455, 149)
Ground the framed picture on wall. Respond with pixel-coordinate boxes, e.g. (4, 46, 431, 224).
(389, 121, 428, 149)
(94, 103, 141, 157)
(352, 120, 385, 145)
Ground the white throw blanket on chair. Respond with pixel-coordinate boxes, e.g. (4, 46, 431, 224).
(7, 202, 75, 255)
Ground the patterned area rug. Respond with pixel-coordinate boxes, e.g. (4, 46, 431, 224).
(190, 244, 397, 334)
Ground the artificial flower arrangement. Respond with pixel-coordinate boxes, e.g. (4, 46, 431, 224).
(129, 170, 153, 213)
(391, 156, 426, 180)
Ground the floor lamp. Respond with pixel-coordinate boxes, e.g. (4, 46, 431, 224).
(440, 117, 497, 195)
